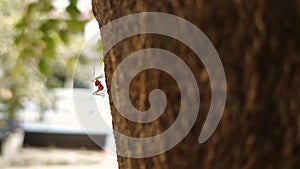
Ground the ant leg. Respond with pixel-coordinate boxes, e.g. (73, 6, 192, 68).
(91, 74, 105, 82)
(93, 89, 100, 95)
(98, 74, 105, 79)
(94, 91, 107, 97)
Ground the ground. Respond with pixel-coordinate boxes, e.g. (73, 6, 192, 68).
(0, 147, 118, 169)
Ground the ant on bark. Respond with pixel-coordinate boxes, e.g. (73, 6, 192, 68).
(92, 74, 106, 96)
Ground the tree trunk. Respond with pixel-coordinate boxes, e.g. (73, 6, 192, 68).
(92, 0, 300, 168)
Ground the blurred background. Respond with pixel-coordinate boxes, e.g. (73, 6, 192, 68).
(0, 0, 117, 168)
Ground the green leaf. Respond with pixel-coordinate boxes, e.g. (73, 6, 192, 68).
(42, 36, 56, 58)
(14, 34, 27, 46)
(66, 20, 85, 33)
(39, 58, 51, 76)
(42, 46, 55, 59)
(40, 19, 60, 33)
(26, 2, 39, 16)
(69, 0, 78, 6)
(59, 30, 71, 44)
(15, 19, 27, 30)
(40, 1, 54, 12)
(19, 48, 36, 59)
(66, 2, 80, 20)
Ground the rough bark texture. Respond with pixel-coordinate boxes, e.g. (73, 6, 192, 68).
(92, 0, 300, 168)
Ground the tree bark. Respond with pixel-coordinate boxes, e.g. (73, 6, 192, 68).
(92, 0, 300, 168)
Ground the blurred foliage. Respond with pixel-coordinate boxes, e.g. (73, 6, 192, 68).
(0, 0, 96, 119)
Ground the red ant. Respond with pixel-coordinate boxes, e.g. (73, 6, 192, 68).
(92, 74, 106, 96)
